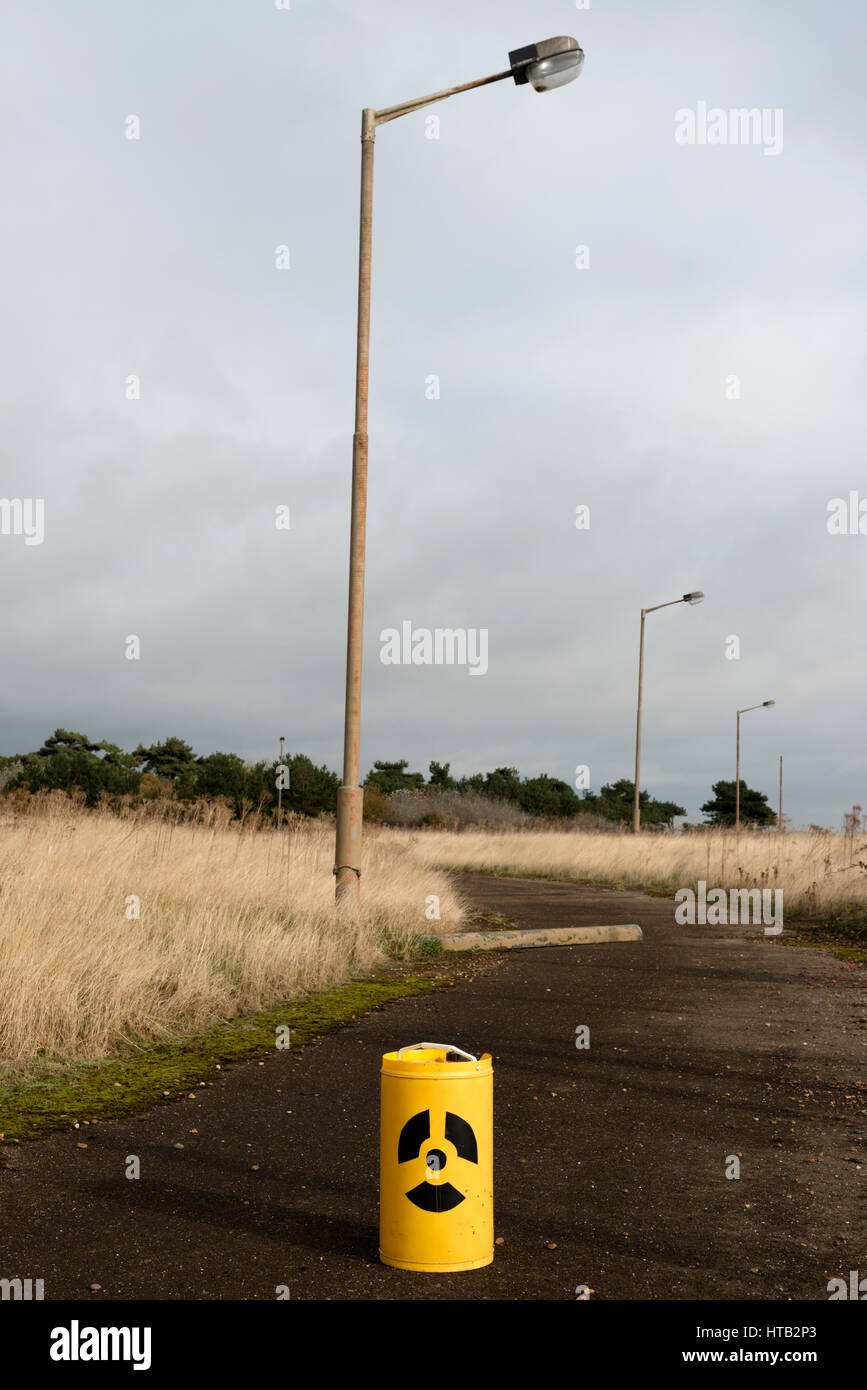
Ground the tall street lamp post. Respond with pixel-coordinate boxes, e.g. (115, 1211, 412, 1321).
(334, 37, 586, 904)
(632, 592, 705, 835)
(735, 701, 775, 831)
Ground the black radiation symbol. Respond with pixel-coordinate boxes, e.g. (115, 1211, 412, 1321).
(398, 1109, 478, 1212)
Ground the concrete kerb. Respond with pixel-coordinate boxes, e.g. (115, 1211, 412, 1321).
(433, 924, 643, 952)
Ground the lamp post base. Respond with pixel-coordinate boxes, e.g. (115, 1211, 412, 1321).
(335, 785, 364, 904)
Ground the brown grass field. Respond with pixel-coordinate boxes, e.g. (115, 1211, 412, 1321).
(0, 798, 464, 1065)
(401, 824, 867, 915)
(2, 796, 864, 1067)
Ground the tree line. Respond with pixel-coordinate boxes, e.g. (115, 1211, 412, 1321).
(364, 760, 691, 827)
(0, 730, 776, 827)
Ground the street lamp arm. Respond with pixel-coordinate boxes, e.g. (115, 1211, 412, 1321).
(643, 591, 704, 615)
(643, 598, 685, 616)
(374, 70, 513, 125)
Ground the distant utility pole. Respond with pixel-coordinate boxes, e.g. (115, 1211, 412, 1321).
(779, 754, 783, 832)
(278, 735, 286, 824)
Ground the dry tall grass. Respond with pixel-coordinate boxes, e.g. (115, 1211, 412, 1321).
(0, 797, 464, 1065)
(398, 826, 867, 915)
(6, 794, 864, 1069)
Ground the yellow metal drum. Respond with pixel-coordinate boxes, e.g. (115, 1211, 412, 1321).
(379, 1042, 493, 1272)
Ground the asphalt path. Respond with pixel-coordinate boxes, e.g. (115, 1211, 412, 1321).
(1, 874, 864, 1301)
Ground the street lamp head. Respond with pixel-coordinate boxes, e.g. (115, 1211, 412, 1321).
(526, 50, 584, 92)
(509, 37, 584, 92)
(763, 700, 776, 707)
(683, 591, 705, 605)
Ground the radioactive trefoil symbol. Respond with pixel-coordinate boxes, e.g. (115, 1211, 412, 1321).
(398, 1109, 478, 1212)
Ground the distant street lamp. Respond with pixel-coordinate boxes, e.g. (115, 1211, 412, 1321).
(735, 701, 775, 831)
(334, 38, 585, 904)
(632, 592, 705, 835)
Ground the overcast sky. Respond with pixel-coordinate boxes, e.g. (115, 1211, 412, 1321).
(1, 0, 865, 827)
